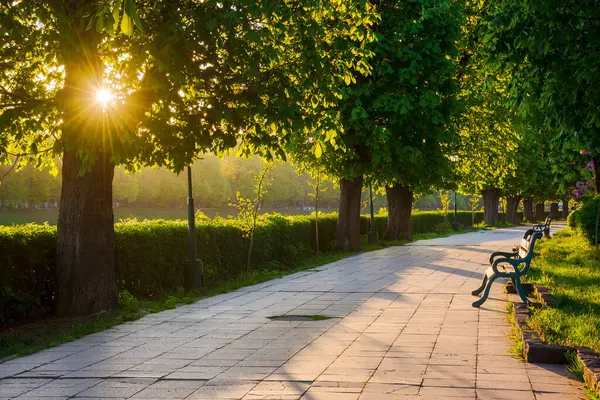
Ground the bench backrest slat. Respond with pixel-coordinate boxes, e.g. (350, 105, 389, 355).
(518, 246, 528, 259)
(516, 231, 542, 275)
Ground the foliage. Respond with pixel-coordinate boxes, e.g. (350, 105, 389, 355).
(293, 0, 462, 190)
(483, 0, 600, 161)
(506, 302, 524, 358)
(306, 168, 328, 254)
(230, 161, 274, 269)
(455, 1, 559, 203)
(567, 209, 582, 230)
(439, 191, 451, 230)
(570, 197, 600, 246)
(468, 194, 480, 226)
(0, 0, 378, 171)
(360, 0, 462, 192)
(524, 229, 600, 353)
(481, 0, 600, 201)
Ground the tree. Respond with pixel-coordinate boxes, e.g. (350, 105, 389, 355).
(291, 0, 462, 246)
(439, 191, 451, 231)
(231, 160, 273, 271)
(468, 194, 480, 226)
(0, 0, 376, 316)
(306, 167, 328, 254)
(483, 0, 600, 192)
(367, 0, 461, 241)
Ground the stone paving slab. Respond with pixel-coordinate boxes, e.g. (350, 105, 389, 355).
(0, 224, 585, 399)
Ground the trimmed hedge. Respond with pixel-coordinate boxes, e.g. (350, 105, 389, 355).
(568, 197, 600, 245)
(0, 210, 485, 325)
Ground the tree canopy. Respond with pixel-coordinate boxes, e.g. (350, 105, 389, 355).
(0, 0, 378, 316)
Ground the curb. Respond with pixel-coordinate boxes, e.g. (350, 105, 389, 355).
(508, 283, 600, 397)
(512, 302, 573, 364)
(578, 347, 600, 397)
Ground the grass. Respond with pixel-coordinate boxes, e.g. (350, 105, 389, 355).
(506, 302, 524, 358)
(523, 228, 600, 353)
(564, 353, 600, 400)
(0, 226, 478, 361)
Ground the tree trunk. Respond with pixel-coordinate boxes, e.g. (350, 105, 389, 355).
(594, 156, 600, 194)
(550, 202, 559, 219)
(385, 185, 413, 240)
(482, 189, 500, 225)
(562, 198, 570, 218)
(336, 177, 363, 251)
(505, 196, 521, 225)
(315, 179, 320, 254)
(57, 148, 116, 316)
(523, 198, 534, 222)
(596, 197, 600, 246)
(56, 26, 117, 317)
(535, 202, 545, 222)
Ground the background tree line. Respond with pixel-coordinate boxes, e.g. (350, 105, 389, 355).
(0, 155, 473, 213)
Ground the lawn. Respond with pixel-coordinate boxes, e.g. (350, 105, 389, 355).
(524, 228, 600, 353)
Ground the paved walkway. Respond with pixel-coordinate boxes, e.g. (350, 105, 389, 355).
(0, 225, 585, 399)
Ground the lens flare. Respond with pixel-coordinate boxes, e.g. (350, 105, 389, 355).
(95, 88, 112, 106)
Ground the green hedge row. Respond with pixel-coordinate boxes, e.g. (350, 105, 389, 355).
(0, 210, 485, 325)
(568, 197, 600, 245)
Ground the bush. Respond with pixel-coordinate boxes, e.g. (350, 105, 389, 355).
(567, 208, 582, 229)
(0, 210, 485, 325)
(573, 197, 600, 245)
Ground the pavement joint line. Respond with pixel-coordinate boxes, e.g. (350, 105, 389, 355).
(361, 290, 428, 390)
(0, 225, 582, 399)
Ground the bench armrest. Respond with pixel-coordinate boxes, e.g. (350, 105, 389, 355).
(508, 258, 526, 275)
(490, 251, 517, 264)
(491, 257, 511, 274)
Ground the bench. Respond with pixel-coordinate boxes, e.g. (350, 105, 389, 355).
(534, 215, 552, 238)
(472, 229, 543, 307)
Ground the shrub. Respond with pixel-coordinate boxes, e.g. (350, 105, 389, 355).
(574, 196, 600, 245)
(0, 210, 485, 325)
(567, 208, 582, 229)
(0, 224, 57, 323)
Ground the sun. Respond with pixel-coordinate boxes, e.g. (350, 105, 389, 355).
(95, 88, 113, 107)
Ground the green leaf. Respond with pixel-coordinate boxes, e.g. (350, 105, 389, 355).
(121, 12, 133, 36)
(315, 142, 323, 158)
(112, 0, 122, 34)
(124, 0, 143, 32)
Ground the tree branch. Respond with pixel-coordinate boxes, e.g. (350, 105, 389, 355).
(0, 155, 20, 182)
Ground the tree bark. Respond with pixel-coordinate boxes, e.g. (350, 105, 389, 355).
(550, 202, 559, 219)
(56, 26, 117, 316)
(336, 177, 363, 251)
(562, 198, 570, 218)
(505, 196, 521, 225)
(482, 189, 500, 225)
(385, 184, 413, 240)
(594, 156, 600, 194)
(535, 202, 546, 222)
(57, 149, 116, 316)
(523, 198, 534, 222)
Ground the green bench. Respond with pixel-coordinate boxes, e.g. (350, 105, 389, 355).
(471, 229, 543, 307)
(537, 215, 552, 238)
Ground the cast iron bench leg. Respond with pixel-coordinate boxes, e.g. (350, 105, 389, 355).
(472, 275, 488, 296)
(513, 277, 530, 305)
(472, 274, 498, 307)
